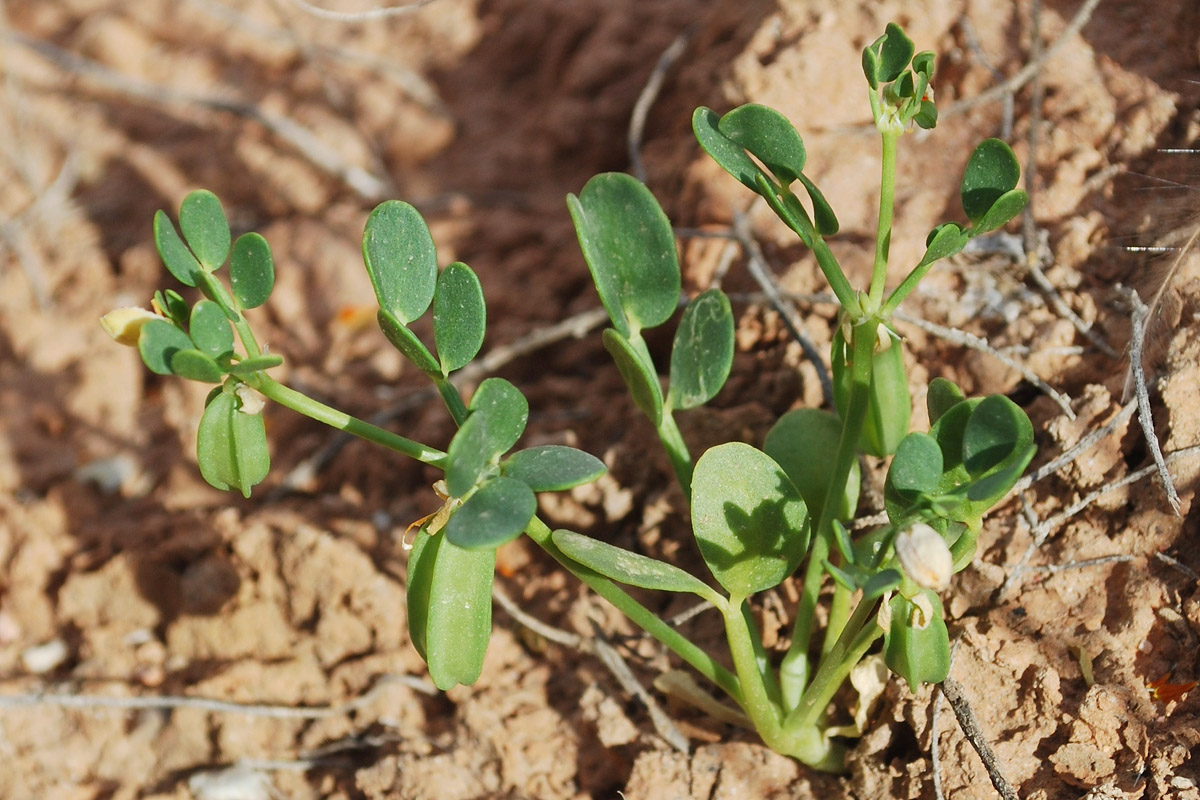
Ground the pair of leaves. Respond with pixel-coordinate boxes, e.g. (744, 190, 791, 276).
(692, 105, 839, 246)
(138, 306, 283, 384)
(885, 379, 1035, 531)
(569, 173, 735, 425)
(363, 200, 485, 377)
(915, 139, 1028, 270)
(197, 385, 269, 498)
(155, 190, 275, 310)
(883, 590, 951, 689)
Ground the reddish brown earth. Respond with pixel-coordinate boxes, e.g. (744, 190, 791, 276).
(2, 1, 1200, 798)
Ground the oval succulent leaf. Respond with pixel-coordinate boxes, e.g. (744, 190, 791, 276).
(445, 377, 529, 497)
(798, 174, 839, 236)
(362, 200, 437, 324)
(926, 377, 966, 424)
(887, 432, 943, 497)
(603, 328, 663, 427)
(691, 442, 810, 598)
(502, 446, 605, 492)
(227, 353, 284, 376)
(970, 189, 1028, 236)
(169, 348, 224, 383)
(667, 289, 734, 411)
(961, 139, 1021, 225)
(138, 318, 195, 376)
(406, 528, 495, 690)
(962, 394, 1029, 477)
(918, 223, 969, 269)
(567, 172, 680, 337)
(552, 529, 720, 602)
(230, 232, 275, 309)
(716, 103, 807, 185)
(444, 476, 536, 550)
(764, 407, 861, 523)
(884, 590, 950, 689)
(433, 262, 486, 374)
(189, 300, 234, 359)
(693, 106, 771, 193)
(154, 210, 201, 287)
(179, 190, 231, 271)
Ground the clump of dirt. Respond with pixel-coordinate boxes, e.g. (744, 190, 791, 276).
(1, 0, 1199, 798)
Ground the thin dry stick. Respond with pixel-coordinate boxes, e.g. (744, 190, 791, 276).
(1027, 553, 1137, 576)
(942, 0, 1102, 120)
(1155, 551, 1200, 582)
(1124, 287, 1182, 513)
(277, 307, 610, 492)
(588, 620, 690, 754)
(0, 673, 436, 717)
(958, 15, 1014, 138)
(892, 311, 1075, 418)
(941, 677, 1020, 800)
(731, 210, 834, 406)
(1014, 397, 1137, 493)
(491, 583, 689, 752)
(628, 28, 692, 183)
(1000, 444, 1200, 597)
(284, 0, 442, 22)
(6, 31, 395, 202)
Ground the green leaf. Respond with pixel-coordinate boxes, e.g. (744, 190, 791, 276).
(230, 232, 275, 309)
(226, 353, 284, 375)
(179, 190, 231, 271)
(603, 328, 664, 427)
(406, 528, 495, 690)
(691, 442, 810, 598)
(912, 51, 935, 78)
(567, 172, 680, 338)
(927, 377, 966, 425)
(154, 289, 190, 328)
(764, 408, 861, 523)
(667, 289, 734, 410)
(502, 446, 605, 492)
(138, 319, 194, 376)
(875, 23, 915, 84)
(362, 200, 437, 324)
(887, 433, 943, 496)
(169, 349, 224, 383)
(884, 591, 950, 689)
(196, 389, 270, 497)
(553, 529, 721, 601)
(797, 174, 839, 236)
(445, 377, 529, 497)
(377, 309, 440, 375)
(693, 106, 772, 193)
(433, 262, 485, 374)
(970, 189, 1028, 236)
(716, 103, 807, 185)
(917, 223, 969, 269)
(154, 210, 201, 287)
(963, 394, 1029, 477)
(862, 43, 881, 90)
(189, 300, 234, 359)
(444, 476, 536, 550)
(961, 139, 1022, 225)
(914, 98, 938, 130)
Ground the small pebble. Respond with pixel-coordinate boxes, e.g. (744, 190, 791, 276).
(187, 766, 273, 800)
(22, 638, 69, 673)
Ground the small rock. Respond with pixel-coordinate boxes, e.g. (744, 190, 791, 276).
(22, 638, 69, 673)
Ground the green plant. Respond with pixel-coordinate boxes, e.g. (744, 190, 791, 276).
(104, 23, 1034, 772)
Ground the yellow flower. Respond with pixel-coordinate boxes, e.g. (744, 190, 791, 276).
(100, 307, 160, 346)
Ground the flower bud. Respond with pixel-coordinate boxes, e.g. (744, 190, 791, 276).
(895, 522, 952, 591)
(100, 307, 159, 346)
(234, 385, 266, 415)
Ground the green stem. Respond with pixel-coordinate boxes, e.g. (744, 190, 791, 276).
(786, 595, 883, 731)
(868, 131, 899, 308)
(723, 595, 782, 735)
(780, 319, 877, 705)
(811, 236, 860, 318)
(252, 376, 447, 467)
(433, 375, 470, 427)
(822, 581, 852, 658)
(657, 407, 693, 501)
(524, 516, 742, 704)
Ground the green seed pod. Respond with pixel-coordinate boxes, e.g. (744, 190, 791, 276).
(882, 589, 950, 689)
(831, 324, 911, 457)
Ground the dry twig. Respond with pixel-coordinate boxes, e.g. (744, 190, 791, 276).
(941, 677, 1020, 800)
(628, 28, 692, 183)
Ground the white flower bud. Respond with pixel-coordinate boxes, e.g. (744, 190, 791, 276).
(895, 522, 953, 592)
(100, 307, 159, 346)
(235, 384, 266, 415)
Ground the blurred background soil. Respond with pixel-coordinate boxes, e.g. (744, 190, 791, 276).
(1, 0, 1200, 798)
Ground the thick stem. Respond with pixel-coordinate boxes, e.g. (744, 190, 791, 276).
(657, 407, 693, 500)
(786, 595, 883, 731)
(780, 319, 877, 705)
(253, 376, 447, 467)
(869, 131, 899, 308)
